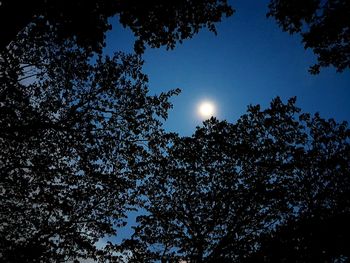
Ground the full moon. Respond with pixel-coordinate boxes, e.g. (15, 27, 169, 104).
(198, 101, 216, 118)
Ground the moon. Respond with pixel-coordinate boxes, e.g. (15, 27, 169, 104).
(198, 101, 216, 118)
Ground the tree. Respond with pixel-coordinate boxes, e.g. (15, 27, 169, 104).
(244, 110, 350, 262)
(0, 0, 233, 53)
(0, 29, 180, 262)
(122, 97, 350, 262)
(267, 0, 350, 74)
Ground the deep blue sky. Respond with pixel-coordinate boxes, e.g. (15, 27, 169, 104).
(104, 0, 350, 137)
(101, 1, 350, 243)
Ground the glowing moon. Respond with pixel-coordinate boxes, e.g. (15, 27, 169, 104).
(198, 101, 215, 118)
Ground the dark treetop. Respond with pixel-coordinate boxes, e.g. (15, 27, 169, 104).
(121, 97, 350, 263)
(0, 27, 179, 261)
(2, 0, 349, 73)
(0, 0, 233, 54)
(267, 0, 350, 73)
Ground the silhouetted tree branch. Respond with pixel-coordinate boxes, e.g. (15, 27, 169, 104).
(267, 0, 350, 73)
(0, 0, 233, 54)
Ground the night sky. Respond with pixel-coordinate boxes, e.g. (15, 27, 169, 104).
(105, 0, 350, 138)
(2, 1, 349, 260)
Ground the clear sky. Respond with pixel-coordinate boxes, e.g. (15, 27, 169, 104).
(104, 0, 350, 137)
(102, 0, 350, 243)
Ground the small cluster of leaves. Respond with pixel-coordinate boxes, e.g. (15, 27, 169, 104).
(121, 97, 350, 262)
(267, 0, 350, 74)
(117, 0, 234, 53)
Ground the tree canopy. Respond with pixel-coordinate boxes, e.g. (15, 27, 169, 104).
(2, 0, 349, 72)
(267, 0, 350, 73)
(122, 97, 350, 262)
(0, 29, 180, 261)
(0, 0, 233, 53)
(1, 0, 350, 262)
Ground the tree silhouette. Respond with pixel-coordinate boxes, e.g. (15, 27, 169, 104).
(122, 97, 350, 262)
(2, 0, 348, 73)
(1, 1, 349, 262)
(0, 30, 180, 262)
(267, 0, 350, 74)
(0, 0, 233, 53)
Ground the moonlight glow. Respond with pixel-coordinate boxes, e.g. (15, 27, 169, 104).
(198, 101, 216, 118)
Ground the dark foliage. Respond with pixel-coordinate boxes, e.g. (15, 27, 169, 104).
(267, 0, 350, 74)
(0, 0, 233, 53)
(122, 97, 350, 262)
(1, 1, 349, 262)
(2, 0, 349, 73)
(244, 213, 350, 263)
(0, 29, 179, 262)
